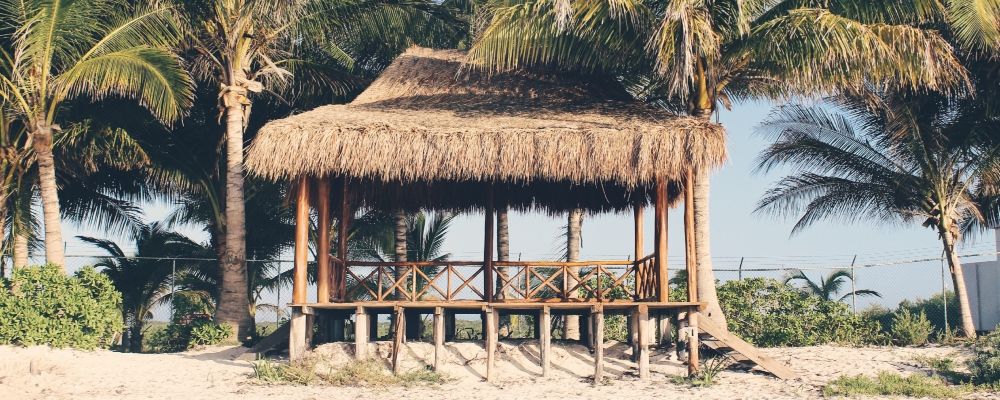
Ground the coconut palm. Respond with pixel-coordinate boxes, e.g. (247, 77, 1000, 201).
(0, 0, 193, 269)
(79, 222, 212, 352)
(784, 270, 881, 302)
(755, 96, 1000, 338)
(468, 0, 969, 330)
(173, 0, 463, 341)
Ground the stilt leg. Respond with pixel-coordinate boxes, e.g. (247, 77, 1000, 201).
(304, 313, 315, 348)
(392, 307, 405, 375)
(289, 307, 308, 361)
(628, 312, 638, 361)
(540, 306, 551, 378)
(354, 306, 368, 360)
(485, 307, 497, 382)
(687, 310, 700, 376)
(637, 305, 650, 381)
(593, 306, 604, 385)
(434, 307, 444, 371)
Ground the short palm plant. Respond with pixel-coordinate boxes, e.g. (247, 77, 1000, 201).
(784, 269, 881, 302)
(755, 97, 1000, 338)
(79, 222, 212, 352)
(0, 0, 193, 268)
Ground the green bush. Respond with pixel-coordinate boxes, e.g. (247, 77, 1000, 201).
(897, 292, 960, 336)
(889, 309, 933, 346)
(0, 265, 122, 349)
(970, 328, 1000, 385)
(190, 321, 231, 346)
(823, 372, 967, 398)
(147, 319, 230, 352)
(716, 278, 884, 347)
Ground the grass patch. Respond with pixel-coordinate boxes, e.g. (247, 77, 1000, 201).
(252, 357, 449, 387)
(822, 372, 969, 398)
(669, 357, 728, 387)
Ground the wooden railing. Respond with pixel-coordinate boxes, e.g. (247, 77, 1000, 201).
(338, 256, 660, 303)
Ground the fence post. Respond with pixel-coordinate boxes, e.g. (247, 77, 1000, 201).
(738, 257, 744, 280)
(850, 255, 857, 313)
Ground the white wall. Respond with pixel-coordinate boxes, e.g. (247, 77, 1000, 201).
(964, 260, 1000, 331)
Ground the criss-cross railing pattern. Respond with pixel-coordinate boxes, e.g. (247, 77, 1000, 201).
(340, 257, 659, 302)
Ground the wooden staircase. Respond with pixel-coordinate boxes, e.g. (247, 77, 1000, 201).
(694, 312, 797, 380)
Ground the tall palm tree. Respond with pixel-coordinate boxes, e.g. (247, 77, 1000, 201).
(755, 97, 999, 338)
(79, 222, 212, 352)
(174, 0, 462, 341)
(468, 0, 969, 330)
(784, 269, 881, 302)
(0, 0, 193, 269)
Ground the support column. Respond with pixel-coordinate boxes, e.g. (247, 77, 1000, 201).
(392, 306, 405, 375)
(634, 205, 644, 299)
(354, 306, 368, 359)
(485, 307, 498, 382)
(289, 307, 308, 361)
(636, 305, 650, 380)
(655, 178, 669, 302)
(484, 187, 495, 302)
(592, 306, 604, 385)
(434, 307, 445, 371)
(316, 178, 331, 303)
(293, 176, 310, 305)
(539, 306, 551, 377)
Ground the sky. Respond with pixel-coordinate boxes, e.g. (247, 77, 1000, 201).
(55, 100, 998, 322)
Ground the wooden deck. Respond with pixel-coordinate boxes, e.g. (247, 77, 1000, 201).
(292, 300, 704, 312)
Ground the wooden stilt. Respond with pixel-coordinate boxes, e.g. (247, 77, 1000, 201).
(289, 307, 308, 361)
(293, 177, 310, 304)
(354, 306, 368, 359)
(654, 178, 669, 302)
(637, 305, 650, 381)
(433, 307, 444, 371)
(338, 179, 350, 299)
(634, 205, 644, 298)
(540, 306, 551, 377)
(305, 313, 315, 348)
(684, 169, 700, 376)
(628, 311, 638, 361)
(316, 178, 331, 303)
(484, 188, 495, 302)
(485, 307, 497, 382)
(392, 306, 405, 375)
(688, 311, 700, 376)
(592, 306, 604, 385)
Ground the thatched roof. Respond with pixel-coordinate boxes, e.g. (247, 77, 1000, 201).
(246, 47, 726, 211)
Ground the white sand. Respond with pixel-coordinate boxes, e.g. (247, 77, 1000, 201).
(0, 341, 982, 400)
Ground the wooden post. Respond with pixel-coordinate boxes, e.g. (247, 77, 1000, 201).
(392, 306, 405, 375)
(654, 178, 669, 302)
(338, 178, 351, 299)
(293, 176, 310, 304)
(485, 307, 497, 382)
(433, 307, 444, 371)
(540, 306, 551, 377)
(593, 306, 604, 385)
(637, 305, 650, 380)
(316, 178, 331, 303)
(354, 306, 368, 359)
(629, 312, 639, 361)
(289, 307, 308, 361)
(634, 205, 644, 299)
(484, 187, 495, 302)
(684, 169, 700, 376)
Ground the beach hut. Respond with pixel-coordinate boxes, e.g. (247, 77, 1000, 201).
(245, 47, 791, 380)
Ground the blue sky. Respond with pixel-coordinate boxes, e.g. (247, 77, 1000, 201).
(58, 100, 998, 320)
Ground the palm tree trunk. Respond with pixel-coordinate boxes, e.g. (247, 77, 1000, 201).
(0, 185, 6, 277)
(941, 223, 977, 338)
(215, 104, 252, 343)
(31, 124, 65, 269)
(394, 210, 407, 297)
(13, 232, 28, 268)
(693, 171, 728, 329)
(496, 207, 511, 335)
(564, 209, 582, 340)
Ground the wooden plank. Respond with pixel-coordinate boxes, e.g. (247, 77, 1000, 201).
(540, 306, 551, 377)
(592, 306, 604, 385)
(654, 178, 669, 302)
(293, 177, 310, 304)
(433, 307, 444, 371)
(354, 306, 368, 360)
(392, 306, 405, 375)
(289, 308, 308, 361)
(696, 312, 797, 380)
(636, 305, 650, 381)
(485, 307, 497, 382)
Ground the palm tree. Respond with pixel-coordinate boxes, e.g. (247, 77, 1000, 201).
(174, 0, 463, 341)
(755, 96, 999, 338)
(79, 222, 212, 352)
(784, 270, 881, 302)
(0, 0, 193, 269)
(468, 0, 969, 330)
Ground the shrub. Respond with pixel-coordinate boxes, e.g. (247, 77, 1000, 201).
(823, 372, 967, 398)
(147, 319, 230, 352)
(0, 265, 122, 349)
(890, 309, 933, 346)
(897, 292, 960, 336)
(253, 358, 449, 387)
(970, 328, 1000, 385)
(190, 321, 231, 346)
(716, 278, 884, 347)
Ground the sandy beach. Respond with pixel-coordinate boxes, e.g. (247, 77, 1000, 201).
(0, 341, 983, 400)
